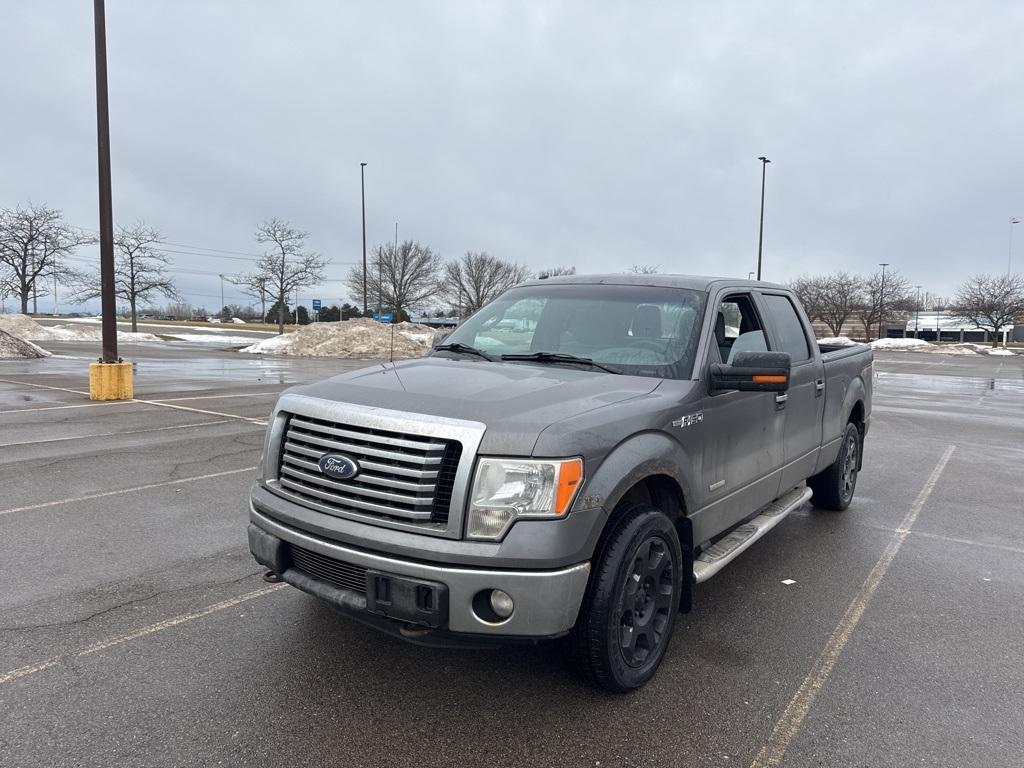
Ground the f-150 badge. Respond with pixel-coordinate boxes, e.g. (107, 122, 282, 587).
(672, 412, 704, 429)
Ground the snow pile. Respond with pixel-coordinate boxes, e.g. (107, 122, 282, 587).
(870, 337, 932, 350)
(817, 336, 858, 347)
(0, 313, 47, 339)
(241, 318, 440, 358)
(986, 348, 1016, 356)
(45, 325, 162, 343)
(0, 314, 161, 343)
(0, 329, 50, 359)
(935, 344, 979, 355)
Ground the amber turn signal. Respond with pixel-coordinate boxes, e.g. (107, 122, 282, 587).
(555, 458, 584, 515)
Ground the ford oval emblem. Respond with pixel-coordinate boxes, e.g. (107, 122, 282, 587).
(318, 453, 360, 480)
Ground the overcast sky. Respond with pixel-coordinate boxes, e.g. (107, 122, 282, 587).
(3, 1, 1023, 312)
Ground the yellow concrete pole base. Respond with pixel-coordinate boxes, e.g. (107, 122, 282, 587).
(89, 361, 134, 401)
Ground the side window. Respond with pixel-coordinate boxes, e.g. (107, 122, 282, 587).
(762, 294, 811, 363)
(714, 294, 769, 363)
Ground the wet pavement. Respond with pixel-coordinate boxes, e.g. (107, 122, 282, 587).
(0, 347, 1022, 767)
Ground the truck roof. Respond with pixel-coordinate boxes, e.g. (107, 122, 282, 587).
(520, 273, 789, 292)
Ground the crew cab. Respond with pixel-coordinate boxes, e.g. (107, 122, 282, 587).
(248, 275, 872, 691)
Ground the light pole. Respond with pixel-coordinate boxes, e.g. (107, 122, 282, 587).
(878, 262, 889, 341)
(756, 156, 770, 280)
(93, 0, 117, 364)
(747, 271, 755, 280)
(219, 273, 225, 315)
(914, 285, 922, 338)
(1009, 216, 1020, 275)
(360, 162, 368, 315)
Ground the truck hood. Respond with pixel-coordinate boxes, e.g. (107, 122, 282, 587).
(284, 356, 661, 455)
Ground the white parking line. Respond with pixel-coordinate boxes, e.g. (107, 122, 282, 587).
(0, 378, 90, 396)
(0, 466, 256, 518)
(0, 401, 135, 415)
(750, 445, 956, 768)
(0, 584, 286, 686)
(0, 420, 236, 448)
(133, 398, 267, 425)
(149, 392, 278, 402)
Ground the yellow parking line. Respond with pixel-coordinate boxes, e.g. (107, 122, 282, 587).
(750, 445, 956, 768)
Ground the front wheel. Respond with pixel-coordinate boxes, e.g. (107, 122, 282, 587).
(565, 505, 682, 693)
(809, 422, 861, 511)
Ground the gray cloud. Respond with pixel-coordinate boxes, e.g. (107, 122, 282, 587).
(3, 1, 1023, 311)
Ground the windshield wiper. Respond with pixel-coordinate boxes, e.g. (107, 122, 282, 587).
(501, 351, 622, 374)
(434, 342, 496, 361)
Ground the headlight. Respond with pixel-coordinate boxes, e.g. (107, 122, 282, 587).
(466, 458, 583, 540)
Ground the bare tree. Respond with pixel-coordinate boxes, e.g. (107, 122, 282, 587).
(164, 301, 193, 320)
(346, 240, 444, 321)
(68, 222, 179, 331)
(817, 272, 866, 337)
(950, 273, 1024, 346)
(444, 252, 530, 315)
(0, 204, 94, 314)
(538, 265, 576, 278)
(244, 219, 327, 334)
(856, 268, 912, 341)
(627, 264, 660, 274)
(0, 273, 14, 312)
(231, 273, 271, 321)
(788, 275, 826, 323)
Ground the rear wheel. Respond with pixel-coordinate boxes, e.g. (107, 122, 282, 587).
(809, 421, 861, 511)
(565, 505, 682, 693)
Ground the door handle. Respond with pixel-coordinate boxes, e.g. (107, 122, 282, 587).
(775, 393, 789, 408)
(815, 379, 825, 396)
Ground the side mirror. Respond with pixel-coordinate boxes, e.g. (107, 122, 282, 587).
(431, 331, 452, 349)
(709, 351, 791, 392)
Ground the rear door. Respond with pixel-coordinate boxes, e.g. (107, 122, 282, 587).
(757, 291, 825, 490)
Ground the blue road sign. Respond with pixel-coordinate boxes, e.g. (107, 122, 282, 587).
(372, 312, 394, 323)
(311, 299, 322, 310)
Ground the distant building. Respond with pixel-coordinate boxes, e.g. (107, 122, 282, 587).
(900, 311, 1015, 343)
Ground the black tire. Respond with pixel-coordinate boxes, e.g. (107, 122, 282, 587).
(809, 421, 861, 511)
(565, 505, 682, 693)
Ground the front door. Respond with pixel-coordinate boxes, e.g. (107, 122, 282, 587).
(697, 292, 785, 541)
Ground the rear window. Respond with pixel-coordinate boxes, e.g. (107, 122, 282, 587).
(762, 294, 811, 363)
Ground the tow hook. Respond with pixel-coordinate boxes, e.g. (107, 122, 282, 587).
(262, 570, 283, 584)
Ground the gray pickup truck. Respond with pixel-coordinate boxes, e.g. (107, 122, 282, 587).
(248, 275, 872, 691)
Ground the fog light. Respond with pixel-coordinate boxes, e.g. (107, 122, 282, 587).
(489, 589, 514, 619)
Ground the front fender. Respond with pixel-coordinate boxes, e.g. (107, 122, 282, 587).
(579, 430, 696, 521)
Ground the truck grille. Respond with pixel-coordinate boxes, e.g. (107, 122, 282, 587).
(289, 544, 367, 594)
(277, 413, 463, 526)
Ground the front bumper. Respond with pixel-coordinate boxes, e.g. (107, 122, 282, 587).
(249, 506, 591, 640)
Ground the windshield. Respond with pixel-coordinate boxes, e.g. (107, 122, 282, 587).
(437, 282, 706, 379)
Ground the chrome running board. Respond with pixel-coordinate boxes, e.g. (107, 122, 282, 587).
(692, 485, 812, 584)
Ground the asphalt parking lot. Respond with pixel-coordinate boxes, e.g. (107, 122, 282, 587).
(2, 343, 1022, 767)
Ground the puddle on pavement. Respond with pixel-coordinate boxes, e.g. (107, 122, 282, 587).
(1, 351, 369, 390)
